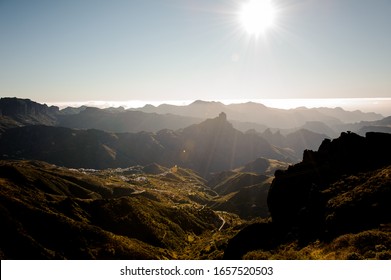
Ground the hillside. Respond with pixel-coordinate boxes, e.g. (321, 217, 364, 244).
(57, 107, 203, 133)
(0, 160, 245, 259)
(172, 113, 289, 176)
(233, 157, 290, 176)
(207, 172, 273, 219)
(260, 128, 329, 158)
(0, 114, 292, 177)
(203, 157, 289, 219)
(224, 132, 391, 259)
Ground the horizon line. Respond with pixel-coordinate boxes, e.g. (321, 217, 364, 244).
(39, 97, 391, 116)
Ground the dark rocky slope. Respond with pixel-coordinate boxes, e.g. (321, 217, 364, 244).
(224, 132, 391, 259)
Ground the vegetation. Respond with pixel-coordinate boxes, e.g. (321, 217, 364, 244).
(244, 229, 391, 260)
(0, 160, 245, 259)
(225, 132, 391, 259)
(1, 98, 390, 260)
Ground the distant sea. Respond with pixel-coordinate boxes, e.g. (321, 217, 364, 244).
(48, 97, 391, 117)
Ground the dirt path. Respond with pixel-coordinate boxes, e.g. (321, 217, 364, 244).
(218, 214, 226, 231)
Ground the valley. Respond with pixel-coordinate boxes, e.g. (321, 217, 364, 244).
(0, 97, 390, 259)
(0, 159, 264, 259)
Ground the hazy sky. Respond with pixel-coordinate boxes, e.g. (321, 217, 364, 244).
(1, 0, 390, 103)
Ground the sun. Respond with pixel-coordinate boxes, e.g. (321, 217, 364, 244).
(239, 0, 277, 36)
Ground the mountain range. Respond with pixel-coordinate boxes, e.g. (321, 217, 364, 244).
(138, 100, 382, 126)
(0, 97, 390, 260)
(0, 113, 292, 177)
(2, 97, 391, 162)
(1, 97, 389, 137)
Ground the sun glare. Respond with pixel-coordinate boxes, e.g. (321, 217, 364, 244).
(239, 0, 277, 36)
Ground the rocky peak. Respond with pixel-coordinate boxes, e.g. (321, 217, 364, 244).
(0, 97, 59, 117)
(218, 112, 227, 121)
(267, 131, 391, 240)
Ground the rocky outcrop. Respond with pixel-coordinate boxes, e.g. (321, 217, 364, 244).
(268, 132, 391, 231)
(224, 132, 391, 259)
(0, 97, 59, 126)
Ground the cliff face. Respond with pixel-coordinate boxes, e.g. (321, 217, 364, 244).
(224, 132, 391, 259)
(268, 132, 391, 236)
(0, 98, 59, 127)
(0, 97, 59, 117)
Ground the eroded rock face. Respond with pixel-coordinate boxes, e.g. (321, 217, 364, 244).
(223, 222, 280, 260)
(224, 132, 391, 259)
(0, 97, 59, 123)
(268, 132, 391, 234)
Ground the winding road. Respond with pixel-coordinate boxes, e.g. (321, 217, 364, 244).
(218, 214, 226, 231)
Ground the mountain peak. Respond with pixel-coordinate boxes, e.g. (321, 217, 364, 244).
(204, 112, 230, 129)
(0, 97, 59, 116)
(0, 97, 59, 128)
(186, 112, 231, 133)
(218, 112, 227, 121)
(190, 100, 224, 106)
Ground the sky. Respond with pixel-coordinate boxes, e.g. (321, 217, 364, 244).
(0, 0, 391, 105)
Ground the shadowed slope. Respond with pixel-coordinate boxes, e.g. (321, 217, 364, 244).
(224, 132, 391, 259)
(0, 114, 290, 177)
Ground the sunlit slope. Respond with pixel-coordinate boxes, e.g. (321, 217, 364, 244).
(0, 160, 244, 259)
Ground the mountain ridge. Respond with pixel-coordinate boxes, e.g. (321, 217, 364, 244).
(224, 131, 391, 259)
(1, 98, 385, 137)
(0, 114, 292, 177)
(137, 100, 383, 129)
